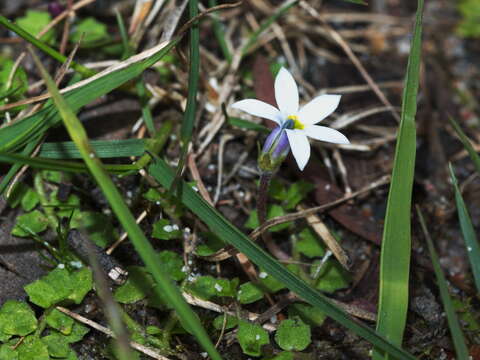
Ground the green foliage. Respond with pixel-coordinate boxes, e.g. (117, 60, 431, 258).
(42, 333, 71, 358)
(417, 208, 470, 360)
(70, 211, 117, 248)
(258, 269, 286, 293)
(157, 251, 187, 281)
(457, 0, 480, 37)
(11, 210, 49, 237)
(61, 322, 90, 343)
(16, 335, 50, 360)
(373, 0, 424, 357)
(228, 117, 270, 133)
(312, 260, 350, 293)
(449, 164, 480, 292)
(0, 301, 37, 340)
(186, 276, 239, 300)
(0, 344, 18, 360)
(46, 309, 75, 335)
(245, 205, 291, 232)
(237, 321, 269, 357)
(0, 56, 28, 106)
(114, 266, 154, 304)
(269, 179, 314, 210)
(114, 258, 184, 307)
(24, 267, 93, 308)
(212, 315, 238, 331)
(6, 182, 39, 211)
(295, 228, 325, 258)
(288, 303, 326, 327)
(195, 232, 226, 256)
(152, 219, 182, 240)
(70, 17, 109, 45)
(275, 317, 311, 351)
(237, 282, 264, 304)
(16, 10, 55, 43)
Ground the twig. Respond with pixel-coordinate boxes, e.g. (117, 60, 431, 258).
(250, 175, 390, 239)
(106, 210, 148, 255)
(55, 307, 172, 360)
(299, 205, 351, 269)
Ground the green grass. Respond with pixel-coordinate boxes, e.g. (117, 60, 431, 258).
(417, 206, 470, 359)
(449, 164, 480, 293)
(373, 0, 424, 359)
(29, 48, 222, 360)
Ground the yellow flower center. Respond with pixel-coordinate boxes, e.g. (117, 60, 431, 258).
(287, 115, 304, 130)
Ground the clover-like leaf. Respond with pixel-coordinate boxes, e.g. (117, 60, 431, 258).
(46, 309, 74, 335)
(237, 282, 264, 304)
(11, 210, 49, 237)
(275, 316, 311, 351)
(0, 301, 37, 339)
(237, 321, 269, 357)
(16, 335, 50, 360)
(24, 267, 92, 308)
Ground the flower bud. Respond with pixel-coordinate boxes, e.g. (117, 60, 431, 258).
(258, 126, 290, 173)
(48, 2, 65, 17)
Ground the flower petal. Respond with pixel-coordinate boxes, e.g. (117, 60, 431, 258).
(304, 125, 350, 144)
(286, 129, 310, 171)
(298, 94, 341, 124)
(275, 68, 299, 115)
(231, 99, 281, 124)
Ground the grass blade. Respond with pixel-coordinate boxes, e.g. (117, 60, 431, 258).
(416, 206, 470, 359)
(30, 49, 222, 360)
(449, 163, 480, 292)
(0, 38, 178, 155)
(373, 0, 424, 358)
(148, 160, 417, 360)
(208, 0, 232, 62)
(448, 116, 480, 176)
(0, 15, 95, 78)
(171, 0, 200, 190)
(39, 139, 146, 159)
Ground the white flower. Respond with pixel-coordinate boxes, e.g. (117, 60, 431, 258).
(231, 67, 349, 171)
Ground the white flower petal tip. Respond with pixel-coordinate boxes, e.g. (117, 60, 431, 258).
(299, 94, 342, 125)
(275, 67, 299, 115)
(230, 99, 281, 124)
(305, 125, 350, 145)
(286, 129, 310, 171)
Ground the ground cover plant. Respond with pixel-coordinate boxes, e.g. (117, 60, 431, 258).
(0, 0, 479, 359)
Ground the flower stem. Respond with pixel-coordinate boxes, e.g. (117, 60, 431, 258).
(257, 172, 289, 261)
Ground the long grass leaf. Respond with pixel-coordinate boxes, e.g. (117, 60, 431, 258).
(0, 39, 178, 155)
(208, 0, 232, 62)
(448, 116, 480, 176)
(373, 0, 424, 358)
(0, 140, 39, 194)
(171, 0, 200, 190)
(0, 153, 137, 174)
(449, 164, 480, 292)
(39, 139, 146, 158)
(416, 206, 470, 359)
(30, 51, 222, 360)
(0, 15, 95, 78)
(148, 160, 417, 360)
